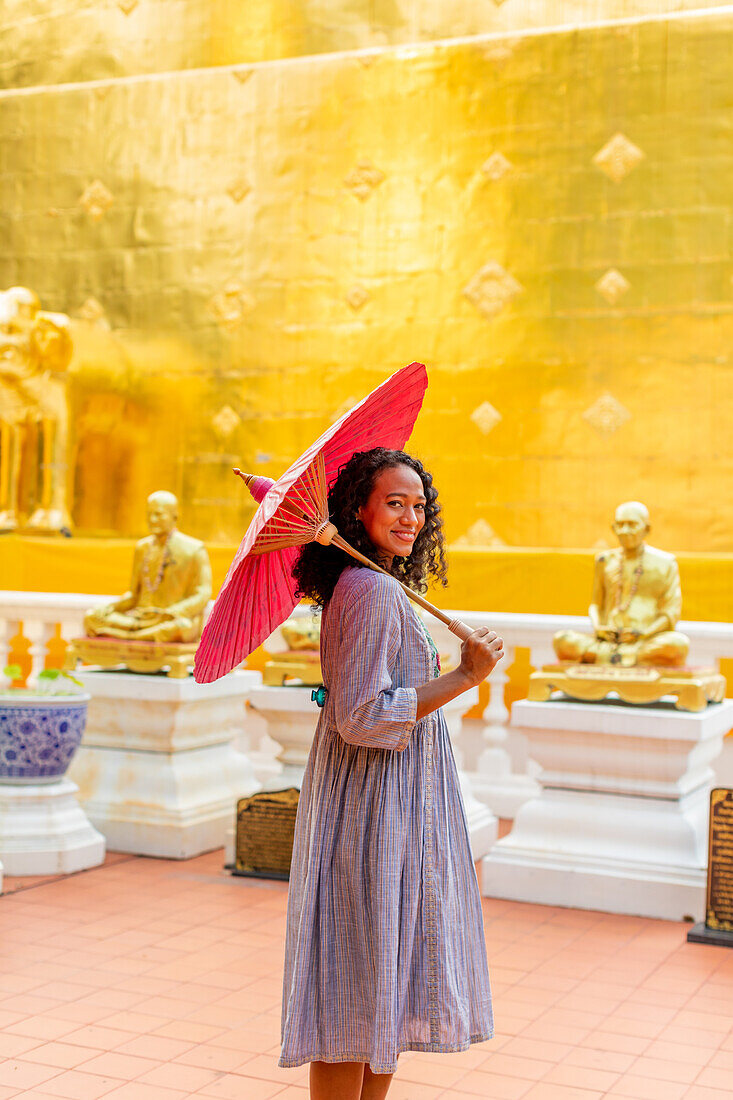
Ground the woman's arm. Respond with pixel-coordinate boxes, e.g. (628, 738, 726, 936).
(415, 627, 504, 721)
(331, 579, 418, 751)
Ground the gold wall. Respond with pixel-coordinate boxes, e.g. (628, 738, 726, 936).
(1, 5, 733, 608)
(2, 1, 731, 86)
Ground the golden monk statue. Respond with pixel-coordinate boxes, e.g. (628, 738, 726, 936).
(553, 501, 689, 667)
(0, 286, 74, 533)
(84, 491, 212, 643)
(280, 618, 320, 651)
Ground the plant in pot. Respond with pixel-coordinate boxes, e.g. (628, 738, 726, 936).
(0, 665, 91, 785)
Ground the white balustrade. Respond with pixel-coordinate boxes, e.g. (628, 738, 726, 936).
(1, 592, 732, 821)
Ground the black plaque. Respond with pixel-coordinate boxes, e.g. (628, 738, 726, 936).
(687, 788, 733, 947)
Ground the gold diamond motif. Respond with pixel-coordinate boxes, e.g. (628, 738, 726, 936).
(344, 162, 386, 201)
(582, 394, 631, 434)
(79, 180, 114, 221)
(595, 269, 631, 305)
(481, 152, 513, 181)
(207, 281, 254, 330)
(117, 0, 139, 13)
(77, 297, 107, 324)
(232, 68, 253, 84)
(593, 133, 644, 183)
(470, 401, 502, 435)
(227, 179, 251, 203)
(346, 285, 370, 311)
(212, 405, 241, 438)
(463, 262, 523, 319)
(455, 519, 506, 548)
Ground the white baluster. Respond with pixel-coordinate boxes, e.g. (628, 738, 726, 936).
(23, 618, 55, 680)
(470, 643, 540, 819)
(473, 645, 512, 794)
(0, 618, 20, 674)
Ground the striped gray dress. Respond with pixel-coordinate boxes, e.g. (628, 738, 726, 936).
(279, 566, 493, 1075)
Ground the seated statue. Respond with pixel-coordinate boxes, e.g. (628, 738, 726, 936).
(554, 501, 689, 667)
(84, 491, 212, 643)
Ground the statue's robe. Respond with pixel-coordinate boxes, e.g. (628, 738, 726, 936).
(554, 544, 689, 666)
(85, 531, 212, 643)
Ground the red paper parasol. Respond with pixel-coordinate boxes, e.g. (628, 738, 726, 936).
(194, 362, 469, 683)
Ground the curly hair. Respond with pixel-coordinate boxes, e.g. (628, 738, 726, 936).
(292, 448, 447, 607)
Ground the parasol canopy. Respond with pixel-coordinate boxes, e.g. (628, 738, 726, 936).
(194, 362, 429, 682)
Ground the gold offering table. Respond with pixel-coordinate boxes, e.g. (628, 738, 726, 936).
(262, 651, 322, 687)
(68, 637, 198, 679)
(528, 663, 726, 713)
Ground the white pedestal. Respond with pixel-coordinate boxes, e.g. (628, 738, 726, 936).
(442, 690, 498, 857)
(483, 698, 733, 921)
(470, 748, 541, 820)
(461, 647, 541, 821)
(245, 683, 498, 859)
(248, 685, 317, 790)
(714, 731, 733, 787)
(0, 779, 105, 876)
(69, 670, 261, 859)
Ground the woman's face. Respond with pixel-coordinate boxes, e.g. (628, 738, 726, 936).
(357, 464, 426, 566)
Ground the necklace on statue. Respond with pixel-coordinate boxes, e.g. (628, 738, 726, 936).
(614, 557, 644, 614)
(141, 532, 173, 593)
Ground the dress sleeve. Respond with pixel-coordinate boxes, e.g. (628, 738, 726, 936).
(330, 578, 418, 752)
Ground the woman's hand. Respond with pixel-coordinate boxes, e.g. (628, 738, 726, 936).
(415, 627, 505, 721)
(458, 628, 504, 686)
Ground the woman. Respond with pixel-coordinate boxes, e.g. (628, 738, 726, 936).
(280, 447, 503, 1100)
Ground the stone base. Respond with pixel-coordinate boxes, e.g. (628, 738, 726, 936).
(69, 637, 199, 678)
(0, 779, 105, 876)
(484, 786, 708, 920)
(470, 768, 541, 821)
(529, 663, 726, 712)
(69, 670, 261, 859)
(460, 775, 498, 858)
(483, 698, 733, 921)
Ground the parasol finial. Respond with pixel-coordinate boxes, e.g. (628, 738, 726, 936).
(233, 469, 275, 504)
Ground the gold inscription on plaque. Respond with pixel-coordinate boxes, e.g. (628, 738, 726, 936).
(706, 789, 733, 933)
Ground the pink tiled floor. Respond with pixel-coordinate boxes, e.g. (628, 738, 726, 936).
(1, 850, 733, 1099)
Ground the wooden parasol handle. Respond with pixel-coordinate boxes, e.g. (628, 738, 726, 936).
(330, 532, 473, 642)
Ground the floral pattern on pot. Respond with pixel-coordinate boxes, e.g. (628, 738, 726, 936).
(0, 697, 89, 784)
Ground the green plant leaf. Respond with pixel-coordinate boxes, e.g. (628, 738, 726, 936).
(3, 664, 22, 680)
(38, 668, 61, 680)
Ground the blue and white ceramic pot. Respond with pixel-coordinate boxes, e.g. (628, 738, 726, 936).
(0, 693, 91, 784)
